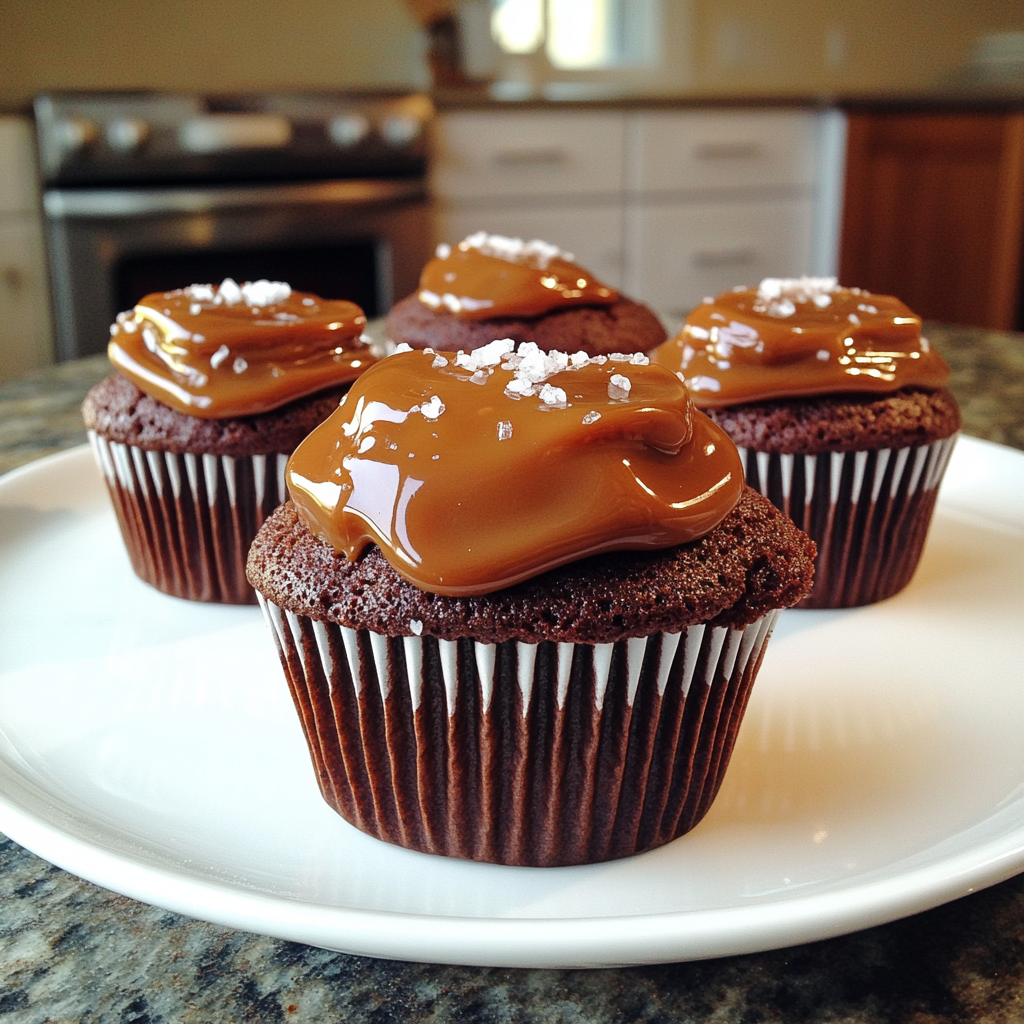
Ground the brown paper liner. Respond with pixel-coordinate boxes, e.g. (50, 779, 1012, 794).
(89, 431, 289, 604)
(738, 435, 958, 609)
(257, 599, 780, 866)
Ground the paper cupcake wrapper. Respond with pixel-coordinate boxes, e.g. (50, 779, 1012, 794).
(738, 434, 958, 608)
(257, 598, 780, 867)
(89, 431, 289, 604)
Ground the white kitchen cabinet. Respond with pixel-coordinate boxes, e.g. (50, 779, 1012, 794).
(625, 196, 815, 316)
(430, 110, 628, 289)
(623, 109, 845, 316)
(431, 111, 625, 201)
(0, 117, 54, 381)
(429, 107, 845, 317)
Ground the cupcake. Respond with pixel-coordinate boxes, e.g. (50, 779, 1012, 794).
(652, 277, 961, 609)
(247, 340, 816, 866)
(83, 279, 376, 605)
(385, 231, 667, 356)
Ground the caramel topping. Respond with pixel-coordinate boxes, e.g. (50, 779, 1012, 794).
(417, 232, 618, 320)
(653, 278, 950, 408)
(108, 279, 375, 419)
(287, 339, 743, 597)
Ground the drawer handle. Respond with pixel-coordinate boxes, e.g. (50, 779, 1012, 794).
(490, 148, 568, 168)
(693, 142, 762, 161)
(692, 248, 758, 268)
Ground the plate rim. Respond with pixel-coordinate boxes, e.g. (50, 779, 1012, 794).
(2, 437, 1024, 968)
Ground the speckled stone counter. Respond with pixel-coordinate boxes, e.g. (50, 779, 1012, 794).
(2, 326, 1023, 1023)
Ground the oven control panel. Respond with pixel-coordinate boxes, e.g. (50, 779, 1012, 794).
(34, 92, 432, 186)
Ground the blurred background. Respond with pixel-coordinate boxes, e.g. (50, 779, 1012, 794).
(1, 0, 1023, 379)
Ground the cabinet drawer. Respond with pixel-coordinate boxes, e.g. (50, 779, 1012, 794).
(625, 198, 815, 316)
(627, 111, 819, 194)
(433, 204, 625, 289)
(432, 112, 626, 201)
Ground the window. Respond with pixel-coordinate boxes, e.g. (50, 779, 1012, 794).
(490, 0, 660, 70)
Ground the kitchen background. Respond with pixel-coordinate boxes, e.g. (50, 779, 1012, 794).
(1, 0, 1022, 380)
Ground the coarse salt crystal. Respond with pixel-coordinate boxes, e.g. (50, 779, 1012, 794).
(232, 356, 248, 374)
(419, 395, 445, 420)
(582, 410, 601, 424)
(539, 383, 567, 406)
(497, 420, 513, 441)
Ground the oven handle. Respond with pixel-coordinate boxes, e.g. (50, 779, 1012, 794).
(43, 178, 427, 218)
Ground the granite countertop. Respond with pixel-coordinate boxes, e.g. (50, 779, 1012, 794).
(1, 325, 1023, 1022)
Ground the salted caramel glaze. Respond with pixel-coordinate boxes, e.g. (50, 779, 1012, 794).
(287, 340, 743, 596)
(108, 279, 374, 418)
(653, 278, 950, 408)
(417, 232, 618, 320)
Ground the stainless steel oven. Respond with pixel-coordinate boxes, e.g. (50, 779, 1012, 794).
(35, 92, 434, 360)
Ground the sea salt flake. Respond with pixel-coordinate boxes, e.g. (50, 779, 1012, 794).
(688, 375, 722, 393)
(217, 278, 242, 305)
(497, 420, 513, 441)
(432, 354, 448, 368)
(210, 345, 230, 369)
(816, 349, 830, 361)
(189, 303, 202, 316)
(539, 383, 566, 406)
(394, 343, 413, 353)
(582, 410, 601, 425)
(241, 280, 291, 307)
(419, 395, 445, 421)
(232, 357, 248, 374)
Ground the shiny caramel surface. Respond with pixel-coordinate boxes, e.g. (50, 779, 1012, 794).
(108, 279, 375, 419)
(287, 340, 743, 596)
(653, 278, 950, 408)
(417, 232, 618, 321)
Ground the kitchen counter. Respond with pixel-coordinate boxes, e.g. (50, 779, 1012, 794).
(431, 83, 1024, 112)
(1, 325, 1023, 1022)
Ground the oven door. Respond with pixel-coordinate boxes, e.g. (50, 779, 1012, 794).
(43, 178, 431, 360)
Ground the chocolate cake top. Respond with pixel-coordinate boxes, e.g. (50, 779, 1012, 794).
(82, 372, 348, 458)
(704, 387, 962, 455)
(384, 292, 667, 358)
(247, 487, 816, 643)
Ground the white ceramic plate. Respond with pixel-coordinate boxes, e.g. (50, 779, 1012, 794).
(1, 437, 1023, 969)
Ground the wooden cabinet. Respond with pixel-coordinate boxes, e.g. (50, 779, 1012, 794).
(840, 111, 1024, 330)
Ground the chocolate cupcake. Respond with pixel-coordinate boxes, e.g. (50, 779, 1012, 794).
(247, 341, 815, 866)
(385, 232, 667, 356)
(652, 278, 961, 608)
(83, 279, 376, 604)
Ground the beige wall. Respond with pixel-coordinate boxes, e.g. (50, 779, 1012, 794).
(685, 0, 1024, 96)
(1, 0, 1022, 113)
(0, 0, 427, 112)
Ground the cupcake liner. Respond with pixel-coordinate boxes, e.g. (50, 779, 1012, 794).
(738, 434, 958, 608)
(89, 431, 289, 604)
(257, 597, 780, 867)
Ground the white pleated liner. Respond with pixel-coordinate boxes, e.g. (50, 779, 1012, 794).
(738, 434, 958, 608)
(88, 431, 289, 604)
(258, 598, 779, 721)
(255, 594, 781, 865)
